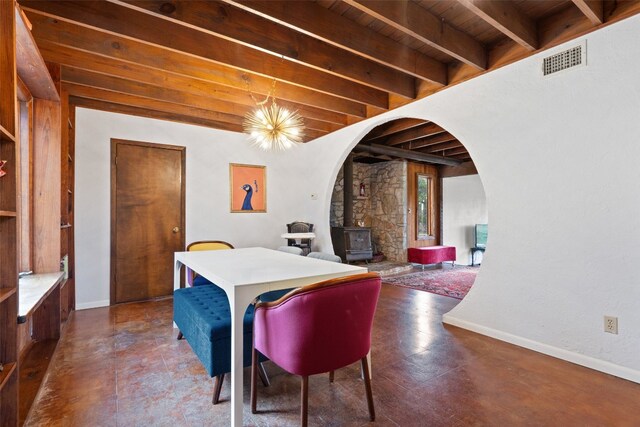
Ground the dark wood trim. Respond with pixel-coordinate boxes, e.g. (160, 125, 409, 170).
(439, 161, 479, 178)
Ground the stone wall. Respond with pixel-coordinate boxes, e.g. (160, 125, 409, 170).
(330, 160, 407, 261)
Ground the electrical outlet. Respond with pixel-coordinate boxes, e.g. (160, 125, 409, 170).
(604, 316, 618, 334)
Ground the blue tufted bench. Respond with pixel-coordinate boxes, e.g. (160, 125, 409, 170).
(173, 284, 281, 404)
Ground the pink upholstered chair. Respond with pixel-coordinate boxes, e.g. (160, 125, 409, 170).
(251, 272, 381, 426)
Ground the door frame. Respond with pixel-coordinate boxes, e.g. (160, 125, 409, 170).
(109, 138, 186, 305)
(407, 161, 440, 248)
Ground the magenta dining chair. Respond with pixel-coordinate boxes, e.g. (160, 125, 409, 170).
(251, 272, 382, 426)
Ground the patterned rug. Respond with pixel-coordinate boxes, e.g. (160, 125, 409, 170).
(382, 266, 479, 299)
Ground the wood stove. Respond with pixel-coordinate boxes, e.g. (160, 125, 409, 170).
(331, 227, 373, 262)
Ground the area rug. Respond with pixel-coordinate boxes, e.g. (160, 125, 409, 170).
(382, 266, 479, 299)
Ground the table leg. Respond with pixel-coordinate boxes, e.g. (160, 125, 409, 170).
(230, 286, 265, 427)
(173, 258, 183, 290)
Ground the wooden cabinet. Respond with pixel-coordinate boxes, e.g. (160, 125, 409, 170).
(0, 1, 19, 425)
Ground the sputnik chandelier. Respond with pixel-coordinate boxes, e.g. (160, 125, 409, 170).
(243, 77, 304, 151)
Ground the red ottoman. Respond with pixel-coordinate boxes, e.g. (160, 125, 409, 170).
(408, 246, 456, 267)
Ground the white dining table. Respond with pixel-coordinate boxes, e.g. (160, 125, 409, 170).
(173, 247, 366, 427)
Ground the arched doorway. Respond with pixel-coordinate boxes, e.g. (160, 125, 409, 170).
(330, 117, 486, 301)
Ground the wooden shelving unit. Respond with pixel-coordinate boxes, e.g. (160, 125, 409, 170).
(60, 91, 75, 324)
(0, 1, 19, 424)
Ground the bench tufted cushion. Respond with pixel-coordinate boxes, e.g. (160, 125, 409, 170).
(174, 285, 254, 341)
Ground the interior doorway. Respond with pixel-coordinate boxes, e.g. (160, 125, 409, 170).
(110, 139, 185, 304)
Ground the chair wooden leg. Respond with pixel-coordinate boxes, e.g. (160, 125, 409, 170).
(251, 346, 258, 414)
(301, 375, 309, 427)
(212, 374, 224, 405)
(329, 370, 335, 383)
(176, 331, 183, 340)
(258, 361, 270, 387)
(361, 357, 375, 421)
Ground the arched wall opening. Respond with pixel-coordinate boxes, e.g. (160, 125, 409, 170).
(325, 117, 488, 285)
(307, 17, 640, 383)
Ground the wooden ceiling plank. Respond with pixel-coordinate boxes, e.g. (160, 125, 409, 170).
(354, 143, 462, 166)
(39, 42, 347, 127)
(362, 118, 428, 141)
(66, 84, 326, 141)
(400, 133, 457, 150)
(62, 66, 247, 120)
(571, 0, 604, 25)
(421, 140, 464, 153)
(116, 0, 416, 98)
(25, 11, 366, 118)
(457, 0, 538, 50)
(61, 66, 336, 134)
(344, 0, 487, 70)
(224, 0, 447, 85)
(20, 0, 388, 108)
(384, 123, 445, 146)
(71, 96, 244, 132)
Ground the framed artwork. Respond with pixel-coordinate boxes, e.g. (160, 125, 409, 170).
(230, 163, 266, 213)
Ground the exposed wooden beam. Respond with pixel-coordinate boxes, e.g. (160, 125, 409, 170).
(26, 11, 366, 119)
(224, 0, 447, 86)
(15, 5, 58, 100)
(421, 141, 464, 153)
(354, 143, 462, 166)
(71, 96, 242, 133)
(384, 123, 445, 146)
(68, 88, 326, 142)
(458, 0, 538, 50)
(115, 0, 416, 99)
(63, 68, 333, 134)
(362, 118, 428, 141)
(21, 1, 388, 108)
(400, 133, 457, 150)
(38, 42, 347, 128)
(439, 161, 478, 178)
(344, 0, 487, 70)
(572, 0, 604, 25)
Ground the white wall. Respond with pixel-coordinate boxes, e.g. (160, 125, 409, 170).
(442, 175, 488, 265)
(74, 111, 350, 309)
(75, 15, 640, 383)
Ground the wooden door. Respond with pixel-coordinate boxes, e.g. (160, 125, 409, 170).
(111, 139, 185, 304)
(407, 162, 439, 249)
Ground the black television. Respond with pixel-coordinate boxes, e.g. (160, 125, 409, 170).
(475, 224, 488, 249)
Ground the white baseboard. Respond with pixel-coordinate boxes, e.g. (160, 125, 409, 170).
(442, 314, 640, 384)
(76, 299, 110, 310)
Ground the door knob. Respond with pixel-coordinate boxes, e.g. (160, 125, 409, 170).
(172, 227, 180, 233)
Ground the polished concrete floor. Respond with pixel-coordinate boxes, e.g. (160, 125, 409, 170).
(25, 284, 640, 426)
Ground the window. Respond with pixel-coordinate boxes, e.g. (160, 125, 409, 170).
(417, 173, 431, 239)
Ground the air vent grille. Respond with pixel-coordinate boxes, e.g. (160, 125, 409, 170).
(543, 44, 585, 76)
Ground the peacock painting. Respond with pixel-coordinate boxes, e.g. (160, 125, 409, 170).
(240, 180, 259, 210)
(230, 164, 266, 212)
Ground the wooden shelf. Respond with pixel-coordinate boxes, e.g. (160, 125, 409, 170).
(0, 210, 17, 217)
(0, 362, 17, 391)
(0, 287, 17, 304)
(0, 124, 16, 143)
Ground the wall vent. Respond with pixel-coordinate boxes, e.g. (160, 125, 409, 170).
(542, 42, 586, 76)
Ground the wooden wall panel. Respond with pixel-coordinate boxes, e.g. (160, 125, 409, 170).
(32, 99, 61, 273)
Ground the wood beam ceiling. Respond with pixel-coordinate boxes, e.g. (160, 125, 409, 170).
(458, 0, 538, 50)
(223, 0, 447, 85)
(116, 0, 417, 99)
(21, 0, 387, 108)
(572, 0, 604, 25)
(344, 0, 487, 69)
(18, 0, 640, 152)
